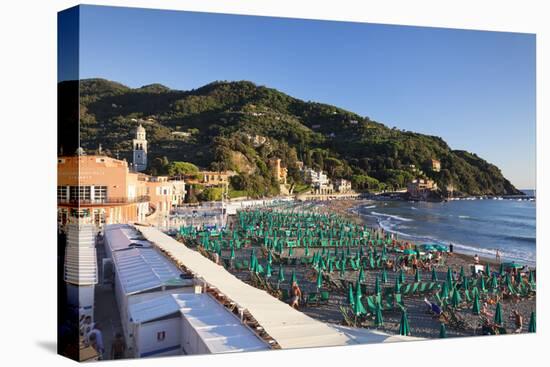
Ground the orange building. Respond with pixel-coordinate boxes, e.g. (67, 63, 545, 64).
(57, 153, 185, 229)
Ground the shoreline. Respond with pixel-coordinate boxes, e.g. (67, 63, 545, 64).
(321, 198, 535, 270)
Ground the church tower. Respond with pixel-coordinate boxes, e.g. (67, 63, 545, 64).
(132, 124, 148, 171)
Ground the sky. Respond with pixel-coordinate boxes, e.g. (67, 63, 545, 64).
(73, 5, 536, 189)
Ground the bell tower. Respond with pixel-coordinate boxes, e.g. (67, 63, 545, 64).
(132, 124, 148, 171)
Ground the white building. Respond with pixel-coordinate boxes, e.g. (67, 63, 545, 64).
(133, 124, 148, 172)
(334, 178, 352, 193)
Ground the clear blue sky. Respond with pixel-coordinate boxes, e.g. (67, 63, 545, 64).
(75, 5, 536, 189)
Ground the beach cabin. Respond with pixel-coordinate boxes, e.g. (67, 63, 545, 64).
(128, 293, 270, 358)
(111, 246, 195, 353)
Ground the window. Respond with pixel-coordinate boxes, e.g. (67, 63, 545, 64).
(69, 186, 91, 201)
(157, 331, 166, 341)
(93, 186, 107, 203)
(57, 186, 68, 202)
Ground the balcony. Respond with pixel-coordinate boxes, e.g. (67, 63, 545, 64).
(58, 195, 150, 206)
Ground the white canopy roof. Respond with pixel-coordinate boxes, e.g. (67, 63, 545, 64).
(112, 247, 186, 295)
(136, 226, 421, 349)
(129, 293, 269, 353)
(104, 224, 151, 254)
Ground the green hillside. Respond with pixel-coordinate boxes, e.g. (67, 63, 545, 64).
(72, 78, 521, 197)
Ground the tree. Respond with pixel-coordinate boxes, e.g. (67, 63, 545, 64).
(150, 156, 169, 176)
(167, 161, 199, 177)
(198, 187, 223, 202)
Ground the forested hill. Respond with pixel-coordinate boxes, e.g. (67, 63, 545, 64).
(71, 78, 521, 197)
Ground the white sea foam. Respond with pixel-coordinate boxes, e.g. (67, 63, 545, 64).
(370, 211, 413, 222)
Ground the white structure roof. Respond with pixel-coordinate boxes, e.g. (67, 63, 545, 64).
(104, 224, 150, 253)
(64, 246, 98, 285)
(137, 226, 421, 349)
(129, 293, 269, 353)
(112, 247, 185, 295)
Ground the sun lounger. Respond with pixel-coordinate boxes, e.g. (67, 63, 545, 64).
(319, 291, 330, 304)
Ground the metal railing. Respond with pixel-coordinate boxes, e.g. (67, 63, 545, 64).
(57, 195, 150, 205)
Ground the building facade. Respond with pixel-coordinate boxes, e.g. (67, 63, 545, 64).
(57, 153, 186, 229)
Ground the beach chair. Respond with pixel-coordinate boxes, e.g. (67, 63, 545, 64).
(411, 282, 420, 294)
(401, 283, 412, 295)
(366, 296, 378, 313)
(427, 282, 436, 292)
(319, 291, 330, 305)
(394, 293, 406, 311)
(419, 282, 428, 294)
(306, 293, 320, 307)
(463, 289, 472, 302)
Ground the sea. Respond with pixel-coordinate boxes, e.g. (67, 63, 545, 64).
(352, 191, 536, 266)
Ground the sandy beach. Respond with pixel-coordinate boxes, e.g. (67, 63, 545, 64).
(183, 199, 536, 339)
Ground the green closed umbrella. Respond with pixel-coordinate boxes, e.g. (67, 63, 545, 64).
(415, 269, 421, 283)
(494, 302, 503, 325)
(304, 244, 310, 257)
(485, 263, 491, 276)
(490, 275, 499, 290)
(440, 282, 449, 299)
(480, 276, 487, 292)
(340, 258, 347, 277)
(382, 269, 388, 284)
(446, 267, 454, 288)
(347, 283, 355, 306)
(375, 303, 384, 327)
(288, 245, 294, 257)
(358, 267, 365, 283)
(267, 251, 273, 265)
(230, 246, 235, 260)
(472, 291, 480, 315)
(266, 262, 272, 278)
(278, 264, 285, 284)
(374, 276, 381, 295)
(249, 249, 256, 271)
(291, 270, 297, 285)
(528, 311, 536, 333)
(499, 263, 504, 276)
(399, 311, 410, 336)
(352, 287, 366, 316)
(328, 258, 334, 273)
(399, 269, 406, 284)
(431, 267, 438, 282)
(459, 266, 465, 280)
(462, 276, 470, 290)
(439, 323, 447, 338)
(394, 277, 401, 294)
(316, 269, 323, 289)
(451, 287, 462, 308)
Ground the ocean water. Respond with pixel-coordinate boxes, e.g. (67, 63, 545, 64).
(353, 198, 536, 266)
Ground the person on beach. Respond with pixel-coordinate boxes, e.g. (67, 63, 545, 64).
(474, 254, 480, 265)
(512, 310, 523, 333)
(449, 243, 454, 255)
(88, 323, 105, 360)
(289, 282, 302, 309)
(481, 302, 493, 318)
(423, 298, 442, 316)
(496, 249, 501, 263)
